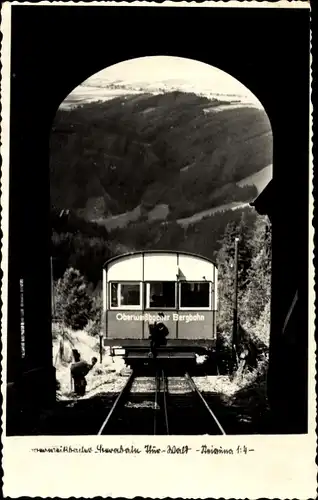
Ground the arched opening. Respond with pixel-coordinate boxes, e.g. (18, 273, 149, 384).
(50, 55, 274, 431)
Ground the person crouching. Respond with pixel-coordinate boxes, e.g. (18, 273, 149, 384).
(71, 356, 98, 396)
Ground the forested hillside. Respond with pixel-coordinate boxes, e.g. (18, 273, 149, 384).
(50, 91, 272, 223)
(108, 205, 256, 261)
(51, 207, 127, 285)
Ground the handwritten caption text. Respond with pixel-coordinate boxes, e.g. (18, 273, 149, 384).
(31, 444, 255, 455)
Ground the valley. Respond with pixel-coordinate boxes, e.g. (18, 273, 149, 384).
(50, 90, 273, 284)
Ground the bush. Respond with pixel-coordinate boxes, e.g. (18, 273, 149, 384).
(85, 319, 102, 337)
(86, 293, 102, 336)
(233, 356, 269, 391)
(216, 330, 233, 375)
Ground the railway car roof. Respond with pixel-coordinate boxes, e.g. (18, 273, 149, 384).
(103, 250, 217, 269)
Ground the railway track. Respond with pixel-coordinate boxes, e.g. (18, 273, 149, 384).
(97, 371, 136, 435)
(154, 370, 170, 435)
(97, 371, 226, 436)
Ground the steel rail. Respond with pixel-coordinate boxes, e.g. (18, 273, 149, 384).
(154, 371, 160, 435)
(97, 371, 135, 435)
(162, 370, 170, 435)
(185, 372, 226, 435)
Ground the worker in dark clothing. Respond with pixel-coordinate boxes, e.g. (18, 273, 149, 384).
(71, 356, 98, 396)
(72, 349, 81, 362)
(148, 312, 169, 358)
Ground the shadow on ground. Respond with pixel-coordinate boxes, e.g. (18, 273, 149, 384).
(6, 386, 273, 436)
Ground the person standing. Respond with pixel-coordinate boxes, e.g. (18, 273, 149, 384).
(148, 312, 169, 358)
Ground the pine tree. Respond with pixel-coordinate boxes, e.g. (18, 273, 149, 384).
(216, 213, 256, 334)
(216, 211, 272, 373)
(236, 211, 255, 290)
(55, 267, 93, 330)
(87, 292, 103, 336)
(241, 216, 272, 343)
(216, 220, 237, 337)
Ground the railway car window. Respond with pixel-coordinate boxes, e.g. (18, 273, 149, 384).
(121, 284, 140, 306)
(180, 282, 210, 308)
(146, 282, 176, 308)
(110, 282, 141, 308)
(111, 283, 118, 307)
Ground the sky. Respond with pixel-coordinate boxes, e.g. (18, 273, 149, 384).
(64, 55, 263, 107)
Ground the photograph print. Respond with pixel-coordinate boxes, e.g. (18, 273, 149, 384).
(48, 55, 273, 437)
(4, 3, 312, 444)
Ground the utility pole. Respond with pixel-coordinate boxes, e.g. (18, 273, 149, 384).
(99, 332, 103, 365)
(232, 237, 239, 371)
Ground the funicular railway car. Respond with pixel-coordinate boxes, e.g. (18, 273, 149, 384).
(102, 251, 218, 370)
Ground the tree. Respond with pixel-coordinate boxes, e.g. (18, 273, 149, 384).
(215, 212, 272, 374)
(87, 292, 103, 337)
(55, 268, 93, 330)
(216, 214, 255, 326)
(216, 221, 237, 335)
(236, 211, 256, 290)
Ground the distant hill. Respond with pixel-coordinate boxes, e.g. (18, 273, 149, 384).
(50, 91, 272, 226)
(50, 91, 272, 284)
